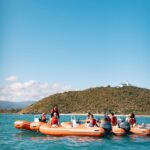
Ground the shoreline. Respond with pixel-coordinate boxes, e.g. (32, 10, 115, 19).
(0, 113, 150, 117)
(60, 113, 150, 117)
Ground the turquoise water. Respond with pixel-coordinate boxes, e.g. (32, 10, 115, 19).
(0, 114, 150, 150)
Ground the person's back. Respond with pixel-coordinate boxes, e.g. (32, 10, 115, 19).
(104, 114, 111, 122)
(100, 118, 112, 132)
(110, 113, 117, 126)
(118, 119, 130, 132)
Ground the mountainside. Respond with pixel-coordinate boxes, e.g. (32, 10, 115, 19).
(0, 101, 34, 109)
(20, 86, 150, 115)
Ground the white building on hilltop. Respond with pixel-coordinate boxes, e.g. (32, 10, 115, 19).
(117, 81, 132, 88)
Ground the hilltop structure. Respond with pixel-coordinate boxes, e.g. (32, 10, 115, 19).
(117, 81, 132, 88)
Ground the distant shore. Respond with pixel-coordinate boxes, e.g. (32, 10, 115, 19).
(0, 112, 150, 117)
(60, 113, 150, 117)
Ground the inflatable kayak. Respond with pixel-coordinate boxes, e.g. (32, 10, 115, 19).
(39, 121, 127, 137)
(30, 121, 46, 131)
(14, 120, 31, 130)
(14, 115, 45, 131)
(112, 127, 126, 136)
(130, 125, 150, 136)
(39, 123, 105, 137)
(112, 121, 130, 136)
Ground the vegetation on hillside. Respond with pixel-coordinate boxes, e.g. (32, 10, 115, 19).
(20, 86, 150, 115)
(0, 109, 21, 114)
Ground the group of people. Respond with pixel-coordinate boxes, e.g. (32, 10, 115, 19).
(85, 112, 136, 127)
(40, 106, 136, 128)
(85, 112, 117, 127)
(40, 106, 60, 127)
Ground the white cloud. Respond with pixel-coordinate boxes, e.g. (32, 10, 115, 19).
(9, 82, 23, 90)
(23, 80, 38, 88)
(0, 79, 73, 102)
(5, 76, 17, 81)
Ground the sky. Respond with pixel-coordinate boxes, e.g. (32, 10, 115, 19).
(0, 0, 150, 101)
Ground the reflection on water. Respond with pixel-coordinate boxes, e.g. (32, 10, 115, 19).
(15, 132, 103, 142)
(13, 130, 150, 149)
(64, 136, 103, 143)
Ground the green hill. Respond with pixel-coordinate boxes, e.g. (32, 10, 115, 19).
(20, 86, 150, 115)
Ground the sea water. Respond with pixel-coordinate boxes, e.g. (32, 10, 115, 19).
(0, 114, 150, 150)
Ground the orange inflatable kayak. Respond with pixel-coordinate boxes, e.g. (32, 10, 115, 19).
(30, 122, 46, 131)
(112, 127, 126, 136)
(14, 120, 46, 131)
(130, 126, 150, 136)
(14, 120, 31, 130)
(14, 115, 46, 131)
(39, 123, 105, 137)
(61, 122, 127, 136)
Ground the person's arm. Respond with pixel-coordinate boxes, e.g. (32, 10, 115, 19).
(48, 118, 52, 126)
(89, 119, 93, 124)
(57, 119, 60, 125)
(133, 118, 136, 127)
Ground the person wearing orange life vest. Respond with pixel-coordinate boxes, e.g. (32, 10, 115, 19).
(49, 112, 59, 127)
(110, 112, 117, 126)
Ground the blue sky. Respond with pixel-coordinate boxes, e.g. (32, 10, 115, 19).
(0, 0, 150, 101)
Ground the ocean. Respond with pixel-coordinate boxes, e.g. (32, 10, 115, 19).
(0, 114, 150, 150)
